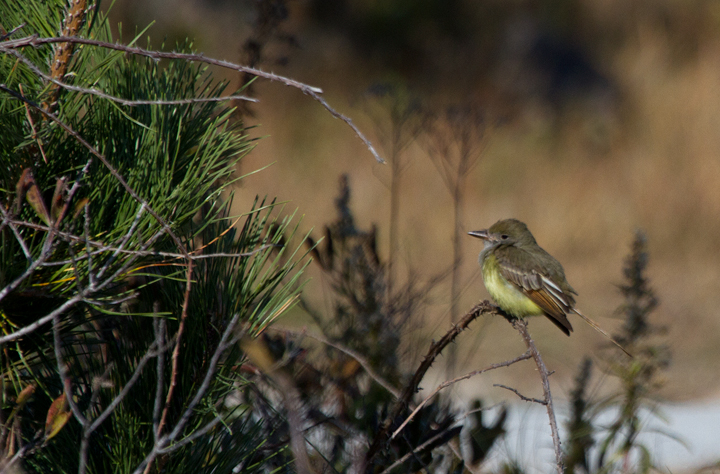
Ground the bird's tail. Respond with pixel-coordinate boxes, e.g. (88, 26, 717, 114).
(572, 308, 633, 358)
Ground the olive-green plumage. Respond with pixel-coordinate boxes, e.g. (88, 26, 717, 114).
(468, 219, 577, 335)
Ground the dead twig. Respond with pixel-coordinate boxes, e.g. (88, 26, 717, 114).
(509, 317, 564, 474)
(390, 350, 532, 441)
(1, 35, 383, 163)
(493, 384, 546, 405)
(362, 301, 499, 472)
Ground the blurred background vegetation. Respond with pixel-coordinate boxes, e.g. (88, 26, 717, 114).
(107, 0, 720, 401)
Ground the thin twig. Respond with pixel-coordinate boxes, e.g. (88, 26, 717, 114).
(152, 311, 166, 443)
(378, 424, 462, 474)
(493, 384, 546, 405)
(53, 317, 89, 428)
(83, 204, 95, 287)
(0, 439, 32, 474)
(0, 23, 25, 41)
(3, 215, 273, 264)
(133, 313, 244, 473)
(96, 203, 147, 279)
(87, 340, 169, 434)
(1, 35, 384, 163)
(0, 228, 56, 303)
(390, 350, 532, 441)
(510, 317, 564, 474)
(363, 301, 499, 472)
(0, 205, 32, 261)
(155, 416, 224, 454)
(7, 48, 257, 106)
(157, 271, 192, 438)
(18, 83, 47, 163)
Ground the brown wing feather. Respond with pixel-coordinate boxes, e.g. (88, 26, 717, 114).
(496, 259, 574, 335)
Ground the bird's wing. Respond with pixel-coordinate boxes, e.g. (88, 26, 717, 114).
(496, 258, 575, 335)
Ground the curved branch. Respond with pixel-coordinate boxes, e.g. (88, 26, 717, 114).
(1, 35, 384, 163)
(363, 301, 499, 471)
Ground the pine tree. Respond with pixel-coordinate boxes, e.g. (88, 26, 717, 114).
(0, 2, 307, 472)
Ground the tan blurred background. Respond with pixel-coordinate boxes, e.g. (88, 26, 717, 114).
(108, 0, 720, 402)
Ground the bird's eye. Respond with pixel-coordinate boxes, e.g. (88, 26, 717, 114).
(501, 234, 509, 240)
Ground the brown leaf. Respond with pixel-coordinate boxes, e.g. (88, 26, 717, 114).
(16, 168, 50, 225)
(14, 168, 32, 215)
(50, 177, 67, 224)
(44, 393, 71, 441)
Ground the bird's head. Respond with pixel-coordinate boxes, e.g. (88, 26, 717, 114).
(468, 218, 537, 248)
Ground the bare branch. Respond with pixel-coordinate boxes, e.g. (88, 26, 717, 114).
(97, 203, 147, 279)
(390, 351, 532, 441)
(2, 215, 273, 265)
(0, 23, 25, 42)
(509, 317, 565, 474)
(0, 35, 384, 163)
(152, 311, 167, 443)
(378, 424, 462, 474)
(134, 313, 244, 473)
(157, 272, 192, 437)
(363, 301, 500, 471)
(87, 339, 170, 435)
(7, 47, 257, 106)
(493, 384, 546, 405)
(0, 295, 80, 344)
(155, 416, 224, 454)
(18, 83, 47, 163)
(0, 231, 56, 304)
(0, 205, 32, 261)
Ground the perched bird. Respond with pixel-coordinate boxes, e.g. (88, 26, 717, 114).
(469, 219, 630, 355)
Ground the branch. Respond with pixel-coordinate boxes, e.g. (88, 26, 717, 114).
(1, 35, 384, 163)
(377, 424, 462, 474)
(2, 216, 276, 264)
(0, 23, 25, 42)
(362, 301, 499, 471)
(7, 47, 257, 106)
(493, 384, 546, 405)
(0, 208, 32, 261)
(509, 317, 564, 474)
(390, 350, 532, 441)
(133, 313, 244, 474)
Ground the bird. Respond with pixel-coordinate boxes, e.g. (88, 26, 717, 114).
(469, 218, 630, 355)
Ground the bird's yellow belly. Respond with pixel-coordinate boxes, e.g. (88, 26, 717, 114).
(482, 255, 544, 317)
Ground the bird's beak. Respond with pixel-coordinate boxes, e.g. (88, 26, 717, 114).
(468, 230, 490, 240)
